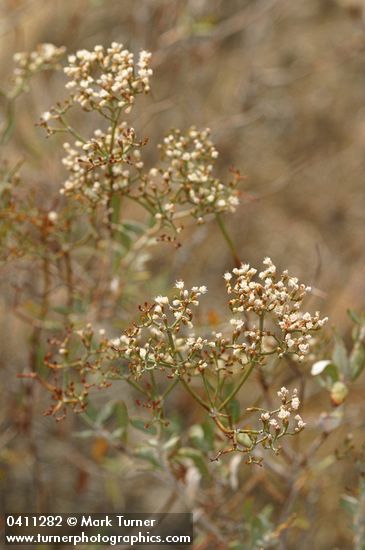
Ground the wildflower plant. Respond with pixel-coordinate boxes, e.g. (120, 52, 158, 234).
(36, 256, 327, 464)
(37, 42, 241, 243)
(3, 42, 332, 470)
(2, 42, 328, 453)
(4, 38, 362, 549)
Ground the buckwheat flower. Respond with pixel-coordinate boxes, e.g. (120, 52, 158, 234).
(295, 414, 306, 431)
(285, 337, 295, 348)
(291, 396, 300, 410)
(230, 319, 244, 330)
(278, 407, 290, 420)
(277, 386, 289, 399)
(229, 196, 240, 207)
(175, 280, 185, 290)
(63, 43, 152, 111)
(155, 296, 169, 305)
(60, 123, 145, 203)
(151, 126, 241, 222)
(269, 419, 280, 430)
(224, 258, 328, 359)
(224, 272, 232, 281)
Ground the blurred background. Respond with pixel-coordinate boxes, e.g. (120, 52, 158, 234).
(0, 0, 365, 548)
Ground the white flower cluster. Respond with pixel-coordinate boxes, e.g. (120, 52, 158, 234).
(106, 260, 328, 379)
(258, 386, 306, 443)
(43, 263, 325, 433)
(63, 43, 152, 111)
(224, 257, 328, 361)
(60, 124, 144, 203)
(36, 45, 241, 228)
(109, 282, 208, 377)
(215, 385, 307, 461)
(59, 123, 241, 223)
(145, 127, 240, 222)
(12, 43, 65, 94)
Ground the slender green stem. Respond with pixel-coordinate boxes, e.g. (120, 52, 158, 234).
(1, 100, 14, 145)
(58, 115, 86, 143)
(161, 378, 179, 400)
(127, 194, 155, 215)
(218, 363, 255, 411)
(180, 377, 210, 412)
(166, 327, 177, 356)
(259, 314, 264, 335)
(125, 377, 149, 397)
(201, 371, 214, 407)
(150, 370, 157, 396)
(1, 82, 28, 144)
(215, 213, 240, 267)
(106, 107, 123, 233)
(213, 369, 221, 405)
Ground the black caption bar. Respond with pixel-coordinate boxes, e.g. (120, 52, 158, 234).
(4, 513, 193, 546)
